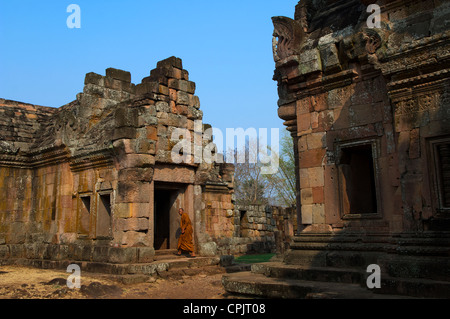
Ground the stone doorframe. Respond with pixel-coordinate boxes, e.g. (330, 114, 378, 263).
(151, 164, 196, 251)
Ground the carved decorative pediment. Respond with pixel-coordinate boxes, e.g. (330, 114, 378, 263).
(272, 16, 305, 62)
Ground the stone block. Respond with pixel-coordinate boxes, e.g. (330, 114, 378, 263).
(312, 187, 324, 204)
(113, 127, 137, 141)
(137, 247, 155, 263)
(158, 85, 169, 96)
(118, 168, 153, 182)
(156, 56, 183, 70)
(115, 107, 139, 128)
(298, 48, 322, 75)
(319, 43, 341, 73)
(120, 232, 151, 248)
(298, 113, 311, 132)
(135, 82, 159, 96)
(307, 132, 326, 150)
(297, 97, 312, 115)
(137, 112, 158, 128)
(116, 218, 149, 232)
(299, 148, 326, 168)
(0, 245, 10, 259)
(191, 95, 201, 109)
(176, 104, 188, 116)
(301, 205, 313, 225)
(117, 180, 152, 203)
(177, 91, 190, 106)
(155, 101, 170, 113)
(199, 241, 218, 257)
(70, 244, 93, 262)
(169, 88, 177, 102)
(115, 202, 151, 219)
(122, 82, 135, 94)
(104, 77, 123, 91)
(92, 246, 110, 263)
(108, 247, 138, 264)
(187, 106, 203, 120)
(308, 166, 325, 188)
(311, 94, 328, 112)
(181, 69, 189, 80)
(169, 79, 196, 94)
(167, 113, 187, 127)
(147, 69, 169, 86)
(301, 188, 313, 205)
(298, 135, 308, 152)
(106, 68, 131, 83)
(312, 204, 325, 224)
(84, 72, 104, 86)
(135, 138, 156, 154)
(118, 154, 155, 169)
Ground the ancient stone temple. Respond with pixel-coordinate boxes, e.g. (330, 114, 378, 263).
(0, 57, 238, 267)
(224, 0, 450, 298)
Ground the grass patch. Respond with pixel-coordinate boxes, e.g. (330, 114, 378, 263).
(234, 253, 275, 264)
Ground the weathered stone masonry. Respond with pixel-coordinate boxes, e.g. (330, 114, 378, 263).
(216, 205, 297, 256)
(272, 0, 450, 296)
(223, 0, 450, 298)
(0, 57, 240, 266)
(0, 57, 298, 269)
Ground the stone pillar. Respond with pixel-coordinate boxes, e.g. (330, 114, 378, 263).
(112, 100, 157, 248)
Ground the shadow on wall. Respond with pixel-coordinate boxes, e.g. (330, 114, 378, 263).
(294, 57, 450, 298)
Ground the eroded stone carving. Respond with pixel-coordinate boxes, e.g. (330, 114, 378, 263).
(364, 28, 382, 54)
(272, 16, 305, 62)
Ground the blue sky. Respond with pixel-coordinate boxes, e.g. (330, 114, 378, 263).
(0, 0, 299, 136)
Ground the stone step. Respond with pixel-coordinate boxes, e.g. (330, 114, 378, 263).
(251, 262, 364, 284)
(222, 272, 411, 299)
(224, 263, 252, 273)
(241, 261, 450, 298)
(378, 276, 450, 298)
(154, 249, 178, 256)
(153, 253, 188, 261)
(122, 256, 222, 276)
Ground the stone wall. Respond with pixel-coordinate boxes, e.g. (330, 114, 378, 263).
(270, 0, 450, 294)
(214, 205, 297, 256)
(273, 0, 450, 234)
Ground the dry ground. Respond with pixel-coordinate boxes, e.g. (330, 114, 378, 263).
(0, 265, 232, 299)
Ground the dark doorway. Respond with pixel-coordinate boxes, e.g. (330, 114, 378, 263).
(154, 189, 177, 250)
(339, 143, 378, 215)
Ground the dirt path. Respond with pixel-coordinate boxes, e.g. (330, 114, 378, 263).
(0, 265, 231, 299)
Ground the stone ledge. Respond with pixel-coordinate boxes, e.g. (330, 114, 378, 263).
(0, 255, 221, 275)
(222, 271, 399, 299)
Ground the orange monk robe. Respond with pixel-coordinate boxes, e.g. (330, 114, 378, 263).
(178, 212, 194, 252)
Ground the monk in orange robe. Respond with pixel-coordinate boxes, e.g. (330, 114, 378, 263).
(177, 208, 195, 257)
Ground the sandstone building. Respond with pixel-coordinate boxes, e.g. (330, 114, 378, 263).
(224, 0, 450, 298)
(0, 57, 295, 271)
(0, 57, 241, 266)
